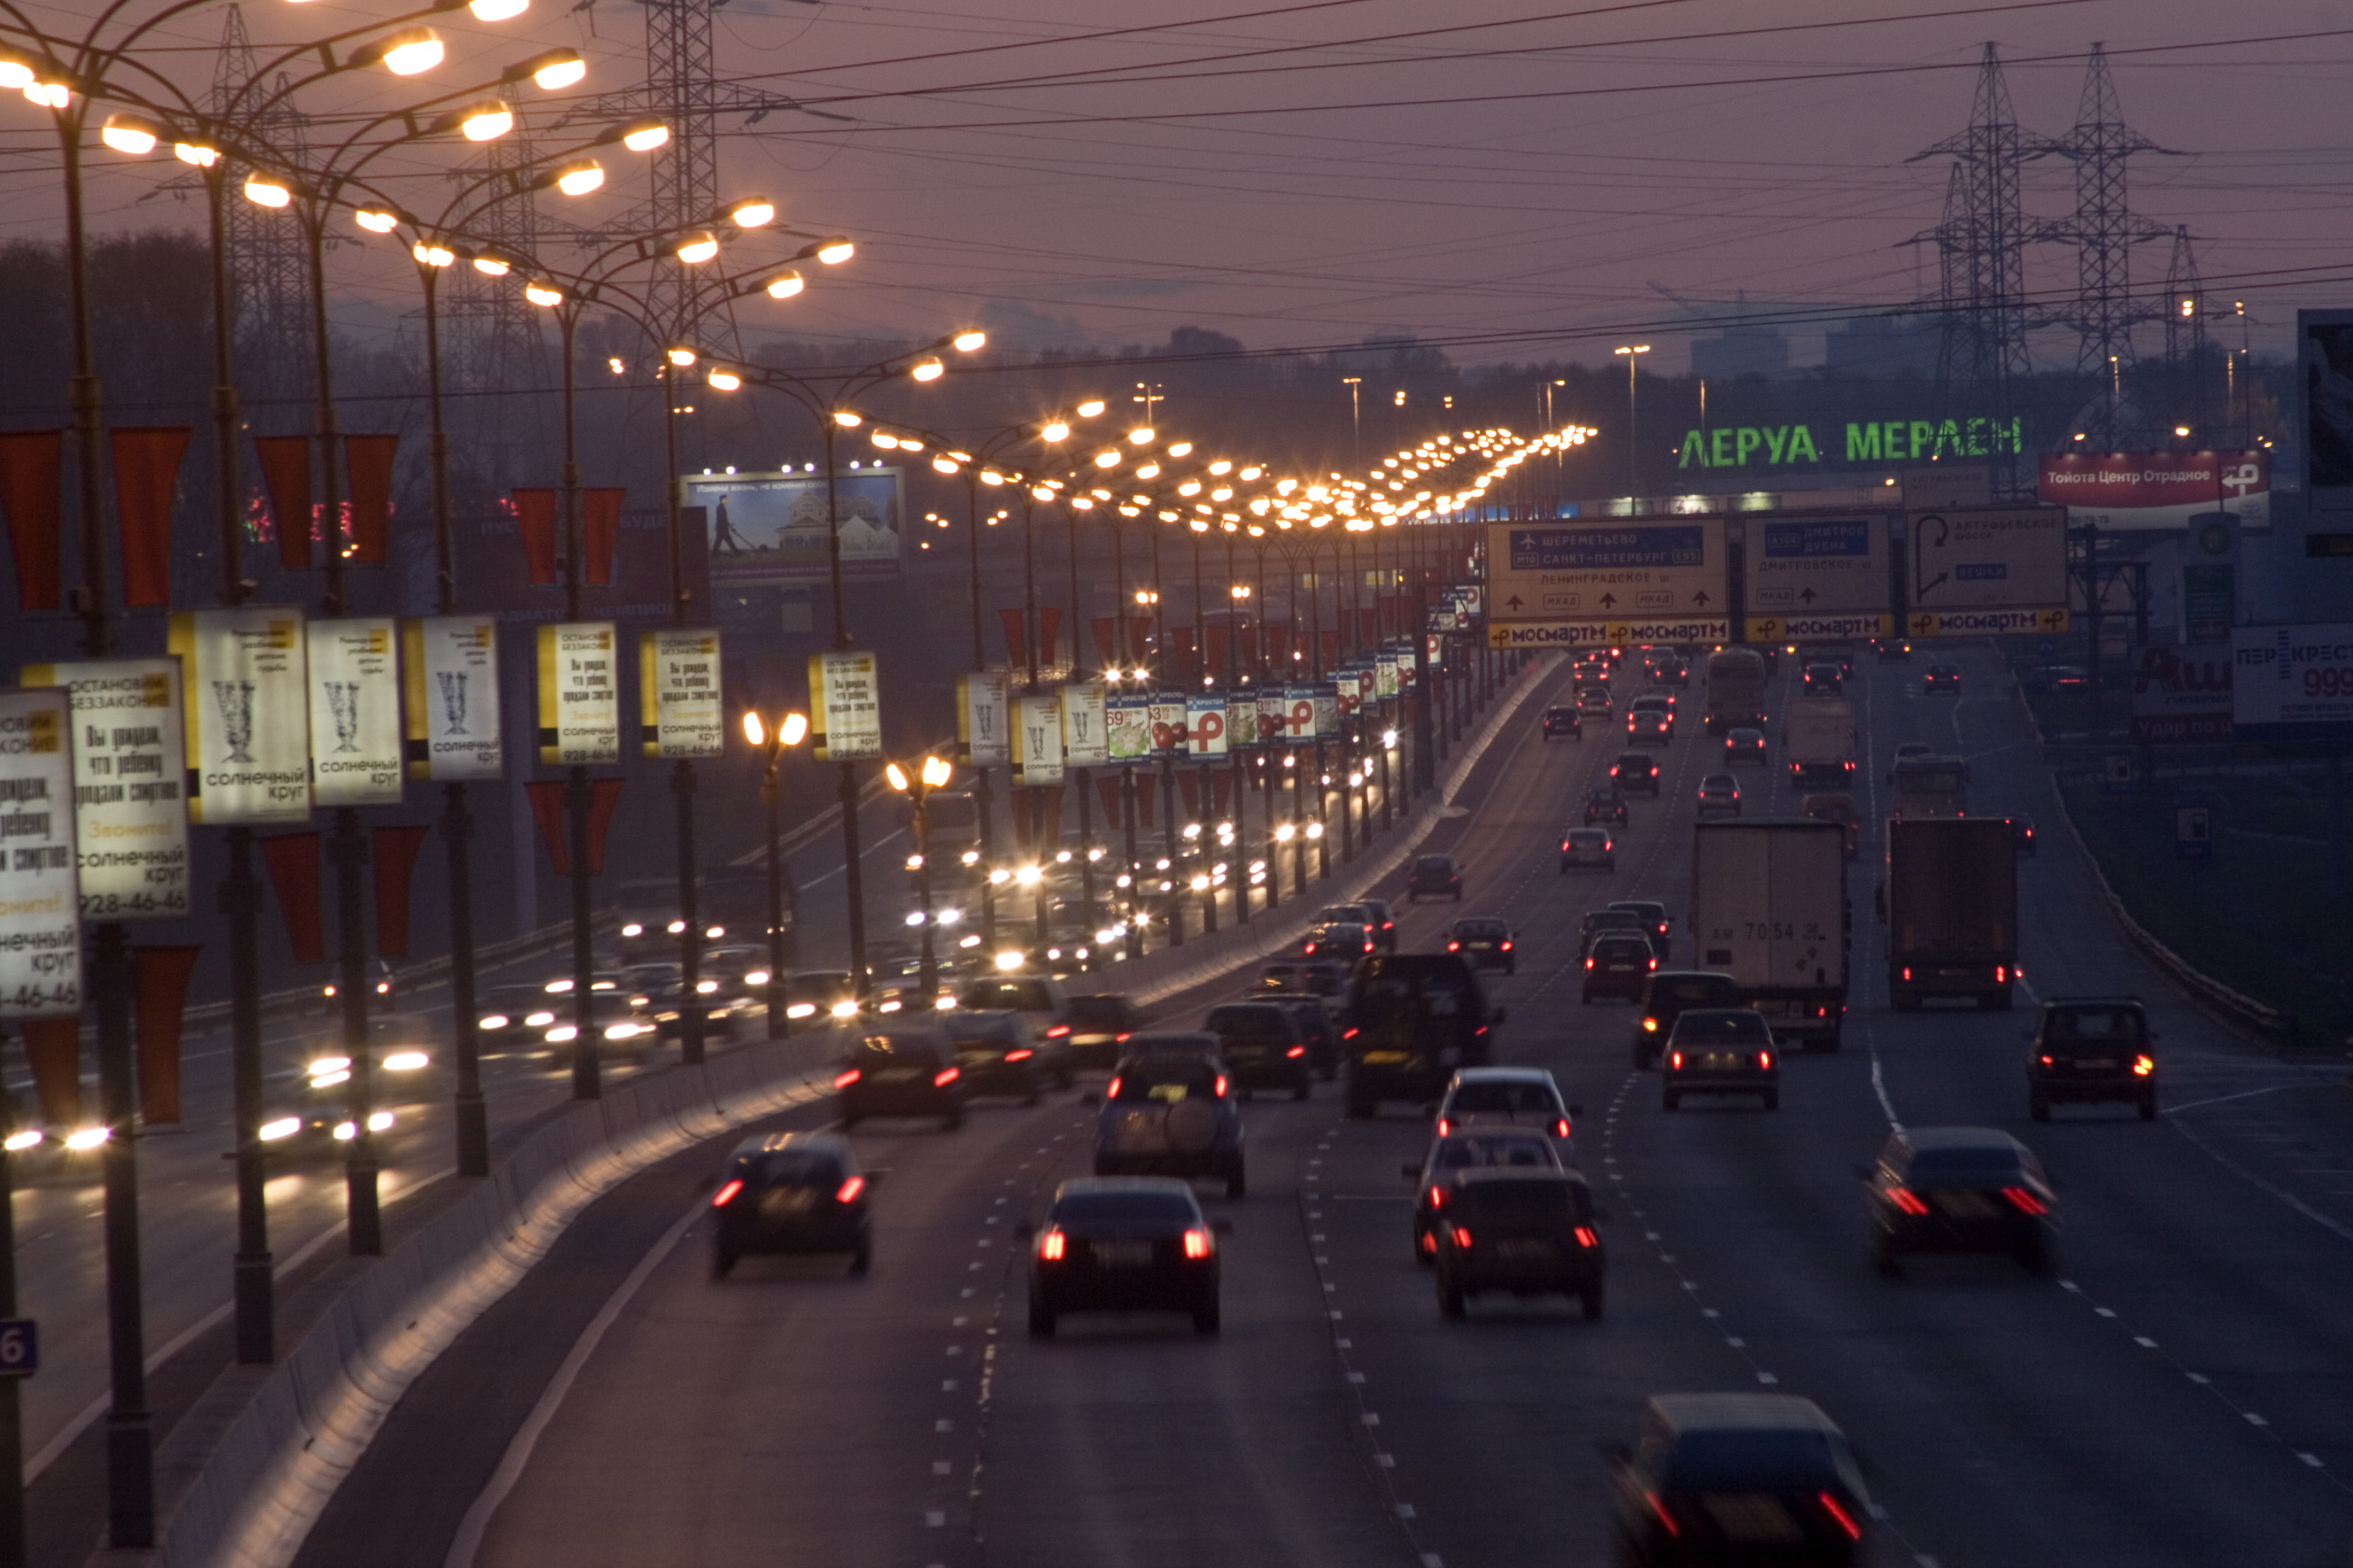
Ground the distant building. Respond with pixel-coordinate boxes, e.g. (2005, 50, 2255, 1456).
(1689, 326, 1790, 380)
(1825, 315, 1939, 379)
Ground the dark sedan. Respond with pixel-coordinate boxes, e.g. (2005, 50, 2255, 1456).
(1443, 917, 1517, 975)
(1025, 1177, 1228, 1337)
(1611, 751, 1661, 796)
(1432, 1168, 1606, 1320)
(1660, 1007, 1779, 1110)
(1405, 854, 1463, 901)
(1923, 662, 1962, 693)
(1202, 1002, 1312, 1099)
(1584, 787, 1629, 826)
(1863, 1125, 2056, 1275)
(837, 1029, 966, 1131)
(709, 1131, 874, 1278)
(1403, 1128, 1561, 1264)
(1540, 704, 1582, 740)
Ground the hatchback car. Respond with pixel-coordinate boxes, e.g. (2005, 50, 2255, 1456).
(1584, 787, 1629, 826)
(1607, 1393, 1872, 1566)
(1432, 1168, 1606, 1320)
(1874, 636, 1913, 662)
(1274, 997, 1341, 1080)
(1201, 1002, 1313, 1099)
(1406, 853, 1464, 901)
(1612, 751, 1662, 795)
(1024, 1177, 1229, 1337)
(1540, 704, 1582, 740)
(1923, 663, 1962, 693)
(1723, 728, 1767, 765)
(1560, 826, 1615, 872)
(1254, 959, 1349, 1009)
(1630, 971, 1742, 1068)
(1607, 900, 1674, 957)
(1301, 920, 1376, 961)
(1863, 1125, 2055, 1275)
(2027, 998, 2157, 1120)
(837, 1028, 967, 1131)
(1696, 774, 1741, 817)
(949, 1009, 1071, 1096)
(1660, 1008, 1778, 1110)
(1583, 934, 1658, 1003)
(1580, 906, 1660, 958)
(1092, 1040, 1247, 1197)
(1057, 992, 1143, 1070)
(1314, 901, 1399, 953)
(1403, 1128, 1563, 1263)
(1435, 1066, 1575, 1145)
(1443, 917, 1517, 975)
(1802, 662, 1843, 695)
(709, 1131, 874, 1278)
(1577, 687, 1613, 720)
(1626, 709, 1671, 745)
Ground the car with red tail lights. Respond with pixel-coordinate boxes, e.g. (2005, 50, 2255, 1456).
(1861, 1126, 2056, 1275)
(940, 1009, 1063, 1100)
(1444, 916, 1518, 974)
(1583, 934, 1658, 1003)
(1202, 1002, 1313, 1100)
(1403, 1128, 1562, 1264)
(1433, 1067, 1577, 1154)
(1660, 1008, 1779, 1111)
(1606, 1392, 1872, 1566)
(835, 1029, 966, 1131)
(1021, 1177, 1230, 1337)
(1432, 1167, 1606, 1320)
(1088, 1036, 1247, 1198)
(1341, 953, 1502, 1119)
(708, 1131, 876, 1278)
(2026, 998, 2157, 1120)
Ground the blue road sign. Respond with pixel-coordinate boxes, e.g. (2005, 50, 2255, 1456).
(2176, 806, 2213, 861)
(0, 1319, 37, 1377)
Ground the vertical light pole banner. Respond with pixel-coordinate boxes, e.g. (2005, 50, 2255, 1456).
(307, 617, 404, 806)
(1312, 682, 1343, 738)
(809, 650, 883, 762)
(1105, 692, 1151, 764)
(958, 673, 1011, 765)
(1284, 683, 1319, 741)
(0, 687, 82, 1017)
(1255, 690, 1288, 747)
(536, 623, 622, 765)
(1225, 692, 1260, 752)
(169, 606, 313, 825)
(1147, 690, 1188, 756)
(1185, 694, 1228, 758)
(639, 629, 724, 759)
(1014, 690, 1065, 785)
(18, 658, 190, 920)
(1061, 680, 1109, 768)
(401, 616, 503, 781)
(1376, 649, 1402, 699)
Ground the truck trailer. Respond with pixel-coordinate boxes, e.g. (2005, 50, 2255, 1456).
(1883, 817, 2018, 1010)
(1688, 819, 1849, 1051)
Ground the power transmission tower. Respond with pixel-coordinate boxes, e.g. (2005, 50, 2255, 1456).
(2049, 43, 2174, 445)
(443, 137, 553, 489)
(214, 4, 313, 419)
(1907, 44, 2055, 493)
(2161, 226, 2210, 438)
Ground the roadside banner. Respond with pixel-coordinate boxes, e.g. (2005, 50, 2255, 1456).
(0, 687, 79, 1019)
(2231, 623, 2353, 741)
(18, 658, 189, 919)
(1014, 690, 1064, 784)
(1105, 692, 1150, 764)
(638, 629, 724, 759)
(401, 617, 502, 781)
(808, 650, 882, 762)
(307, 617, 403, 805)
(958, 673, 1010, 765)
(1062, 680, 1108, 768)
(538, 623, 622, 765)
(170, 606, 312, 824)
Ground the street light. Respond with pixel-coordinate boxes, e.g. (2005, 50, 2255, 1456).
(1613, 345, 1651, 499)
(743, 709, 810, 1037)
(887, 755, 955, 1002)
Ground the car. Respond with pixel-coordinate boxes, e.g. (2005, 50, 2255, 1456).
(472, 982, 563, 1053)
(1201, 1002, 1313, 1099)
(541, 990, 657, 1067)
(1313, 901, 1397, 953)
(1606, 1393, 1873, 1566)
(708, 1131, 874, 1278)
(1696, 773, 1740, 817)
(699, 944, 773, 999)
(1431, 1167, 1606, 1320)
(1583, 934, 1658, 1003)
(1091, 1039, 1247, 1196)
(622, 962, 746, 1043)
(1579, 906, 1657, 957)
(1253, 959, 1349, 1011)
(1576, 686, 1613, 720)
(940, 1009, 1068, 1098)
(1630, 970, 1743, 1068)
(1435, 1066, 1576, 1145)
(1302, 920, 1376, 960)
(1923, 662, 1962, 693)
(1343, 953, 1501, 1117)
(1443, 917, 1517, 974)
(1625, 709, 1671, 745)
(1799, 792, 1861, 860)
(1572, 659, 1612, 688)
(1611, 751, 1661, 795)
(1891, 740, 1933, 765)
(1629, 692, 1677, 735)
(1649, 659, 1689, 688)
(2020, 663, 2090, 696)
(1540, 704, 1582, 740)
(1058, 992, 1144, 1070)
(1402, 1128, 1563, 1263)
(1024, 1177, 1228, 1338)
(1802, 662, 1843, 695)
(2007, 815, 2037, 855)
(257, 1048, 401, 1161)
(1722, 728, 1766, 765)
(1660, 1008, 1778, 1109)
(1560, 826, 1616, 872)
(1810, 642, 1859, 679)
(2027, 997, 2157, 1120)
(779, 970, 859, 1025)
(1874, 637, 1913, 662)
(1607, 899, 1674, 956)
(1583, 787, 1629, 826)
(1405, 853, 1463, 901)
(1271, 997, 1341, 1080)
(1862, 1125, 2055, 1275)
(836, 1028, 966, 1131)
(954, 973, 1072, 1040)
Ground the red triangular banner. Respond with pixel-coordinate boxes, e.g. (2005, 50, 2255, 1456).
(110, 426, 190, 608)
(371, 824, 430, 957)
(23, 1017, 80, 1128)
(584, 487, 624, 587)
(343, 433, 397, 564)
(253, 435, 312, 570)
(258, 831, 324, 964)
(134, 944, 201, 1125)
(1091, 617, 1116, 666)
(0, 429, 63, 609)
(513, 488, 558, 586)
(1037, 606, 1063, 669)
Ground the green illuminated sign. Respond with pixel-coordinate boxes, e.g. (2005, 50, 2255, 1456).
(1677, 416, 2024, 470)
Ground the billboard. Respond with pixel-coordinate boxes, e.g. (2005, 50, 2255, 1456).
(18, 658, 190, 921)
(639, 629, 724, 759)
(0, 689, 80, 1019)
(685, 468, 904, 585)
(307, 617, 404, 806)
(1486, 520, 1729, 645)
(537, 623, 623, 765)
(2300, 310, 2353, 512)
(2130, 645, 2233, 745)
(1740, 513, 1893, 642)
(2232, 623, 2353, 741)
(2038, 451, 2268, 533)
(402, 617, 502, 781)
(810, 650, 882, 762)
(170, 607, 312, 825)
(958, 673, 1010, 765)
(1013, 690, 1063, 784)
(1903, 506, 2070, 637)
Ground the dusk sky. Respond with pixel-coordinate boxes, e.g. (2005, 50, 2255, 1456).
(12, 0, 2351, 369)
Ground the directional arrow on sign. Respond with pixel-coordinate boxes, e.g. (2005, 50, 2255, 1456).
(1506, 594, 1524, 611)
(1799, 588, 1818, 604)
(1599, 592, 1618, 609)
(1692, 591, 1711, 606)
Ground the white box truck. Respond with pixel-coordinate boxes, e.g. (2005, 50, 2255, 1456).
(1689, 820, 1849, 1051)
(1785, 698, 1857, 790)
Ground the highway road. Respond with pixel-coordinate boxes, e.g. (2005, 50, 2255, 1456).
(276, 647, 2353, 1566)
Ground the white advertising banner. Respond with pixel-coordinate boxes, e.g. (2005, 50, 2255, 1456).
(1903, 505, 2071, 637)
(1147, 692, 1188, 756)
(808, 650, 882, 763)
(1312, 682, 1342, 738)
(1226, 694, 1259, 752)
(1105, 693, 1151, 764)
(1014, 690, 1065, 784)
(170, 607, 312, 825)
(307, 617, 404, 806)
(1185, 694, 1228, 758)
(2232, 623, 2353, 741)
(640, 629, 724, 759)
(1255, 691, 1288, 747)
(0, 688, 81, 1019)
(538, 623, 623, 765)
(957, 673, 1010, 765)
(18, 658, 189, 920)
(402, 617, 502, 782)
(1375, 651, 1402, 700)
(1060, 680, 1109, 768)
(1283, 684, 1318, 742)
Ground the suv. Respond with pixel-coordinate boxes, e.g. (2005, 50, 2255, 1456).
(1606, 900, 1673, 959)
(2027, 998, 2158, 1120)
(1607, 1394, 1872, 1566)
(1432, 1168, 1606, 1320)
(1862, 1125, 2056, 1275)
(709, 1132, 874, 1278)
(1660, 1008, 1779, 1110)
(1058, 992, 1144, 1070)
(837, 1028, 966, 1131)
(1405, 854, 1463, 902)
(1582, 934, 1657, 1003)
(1579, 906, 1656, 956)
(1343, 953, 1501, 1117)
(1627, 970, 1735, 1062)
(1201, 1002, 1313, 1100)
(1611, 752, 1661, 795)
(1091, 1039, 1247, 1197)
(1540, 704, 1582, 740)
